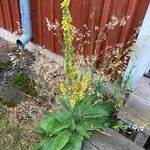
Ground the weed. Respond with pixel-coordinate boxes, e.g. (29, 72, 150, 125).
(30, 53, 64, 102)
(0, 101, 42, 150)
(10, 72, 37, 96)
(0, 61, 12, 72)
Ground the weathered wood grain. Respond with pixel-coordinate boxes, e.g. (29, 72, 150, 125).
(134, 131, 149, 147)
(118, 77, 150, 135)
(83, 129, 144, 150)
(83, 140, 98, 150)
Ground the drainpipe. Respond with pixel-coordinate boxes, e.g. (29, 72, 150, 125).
(16, 0, 32, 50)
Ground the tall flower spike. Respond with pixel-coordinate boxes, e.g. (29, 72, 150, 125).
(61, 0, 89, 108)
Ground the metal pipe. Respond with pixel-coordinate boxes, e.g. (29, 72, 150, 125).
(16, 0, 32, 50)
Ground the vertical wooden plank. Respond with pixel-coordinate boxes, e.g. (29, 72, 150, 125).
(70, 0, 85, 55)
(80, 0, 91, 55)
(128, 0, 150, 41)
(0, 1, 5, 28)
(107, 0, 129, 45)
(84, 0, 104, 56)
(30, 0, 43, 45)
(99, 0, 112, 29)
(104, 0, 118, 46)
(9, 0, 20, 32)
(41, 0, 54, 52)
(119, 0, 139, 43)
(54, 0, 63, 55)
(71, 0, 84, 28)
(95, 0, 112, 57)
(1, 0, 13, 31)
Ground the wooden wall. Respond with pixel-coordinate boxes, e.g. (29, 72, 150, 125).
(0, 0, 149, 56)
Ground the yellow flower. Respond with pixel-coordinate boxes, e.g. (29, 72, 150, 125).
(61, 0, 70, 8)
(78, 74, 90, 99)
(70, 98, 76, 108)
(59, 82, 66, 97)
(62, 20, 72, 31)
(61, 0, 90, 108)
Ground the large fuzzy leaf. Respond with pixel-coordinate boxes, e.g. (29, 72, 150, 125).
(78, 117, 108, 131)
(73, 96, 95, 118)
(34, 138, 53, 150)
(38, 116, 56, 134)
(38, 115, 70, 135)
(98, 101, 115, 113)
(74, 100, 114, 119)
(34, 126, 46, 134)
(62, 133, 84, 150)
(75, 125, 90, 138)
(59, 97, 71, 111)
(51, 130, 70, 150)
(83, 101, 115, 118)
(54, 111, 71, 123)
(82, 105, 108, 118)
(74, 96, 94, 109)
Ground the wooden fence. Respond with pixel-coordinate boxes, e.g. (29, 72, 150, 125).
(0, 0, 149, 56)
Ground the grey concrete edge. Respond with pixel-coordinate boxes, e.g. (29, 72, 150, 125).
(0, 28, 64, 65)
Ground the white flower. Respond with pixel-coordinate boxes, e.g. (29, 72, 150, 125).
(94, 26, 99, 31)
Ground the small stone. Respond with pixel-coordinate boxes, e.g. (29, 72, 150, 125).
(10, 55, 17, 61)
(0, 87, 27, 104)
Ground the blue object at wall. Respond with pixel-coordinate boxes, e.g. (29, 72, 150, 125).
(16, 0, 32, 50)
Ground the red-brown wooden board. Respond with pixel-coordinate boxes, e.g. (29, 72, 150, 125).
(0, 0, 149, 59)
(9, 0, 20, 32)
(30, 0, 43, 46)
(41, 0, 54, 52)
(1, 0, 13, 31)
(54, 0, 63, 55)
(0, 0, 5, 28)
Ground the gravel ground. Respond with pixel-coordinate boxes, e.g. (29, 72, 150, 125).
(0, 38, 35, 102)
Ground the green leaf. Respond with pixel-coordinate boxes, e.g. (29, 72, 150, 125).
(73, 97, 114, 120)
(39, 116, 57, 134)
(34, 126, 45, 134)
(79, 117, 108, 131)
(54, 111, 71, 123)
(34, 138, 53, 150)
(83, 101, 115, 119)
(81, 105, 108, 119)
(73, 96, 95, 118)
(75, 125, 90, 138)
(51, 130, 70, 150)
(98, 101, 115, 113)
(62, 133, 84, 150)
(39, 115, 70, 135)
(74, 95, 94, 109)
(52, 123, 70, 135)
(59, 97, 71, 111)
(71, 118, 76, 131)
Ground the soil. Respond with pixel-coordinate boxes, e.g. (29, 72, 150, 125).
(0, 38, 61, 149)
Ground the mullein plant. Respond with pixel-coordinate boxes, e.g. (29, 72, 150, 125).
(34, 0, 115, 150)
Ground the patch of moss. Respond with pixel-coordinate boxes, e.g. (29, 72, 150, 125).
(11, 73, 37, 96)
(0, 100, 18, 107)
(0, 61, 12, 72)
